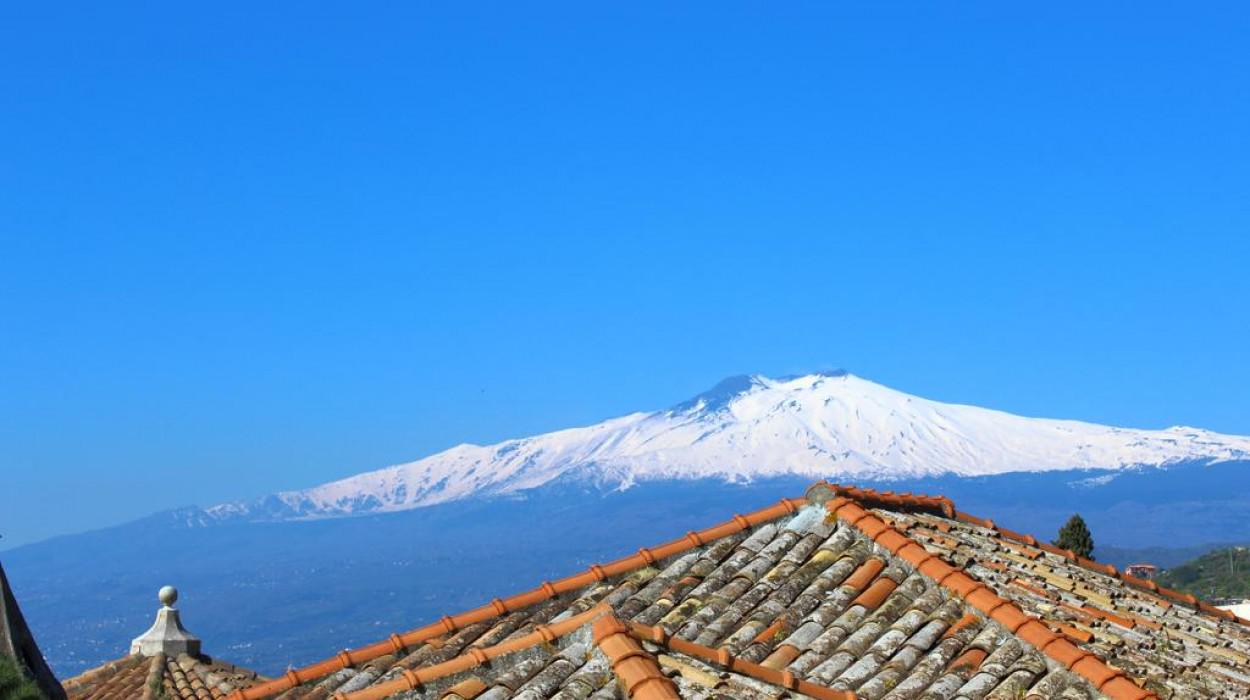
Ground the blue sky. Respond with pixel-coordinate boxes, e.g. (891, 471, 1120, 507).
(2, 3, 1248, 547)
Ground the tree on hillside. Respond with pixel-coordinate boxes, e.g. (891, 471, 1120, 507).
(1157, 546, 1250, 600)
(1055, 514, 1095, 560)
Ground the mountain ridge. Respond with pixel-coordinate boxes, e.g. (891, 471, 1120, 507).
(206, 372, 1250, 523)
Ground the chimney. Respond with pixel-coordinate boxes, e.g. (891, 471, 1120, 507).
(130, 586, 202, 657)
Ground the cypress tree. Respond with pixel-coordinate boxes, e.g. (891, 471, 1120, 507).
(1054, 514, 1095, 560)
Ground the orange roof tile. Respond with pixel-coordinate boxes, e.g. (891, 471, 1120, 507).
(849, 575, 897, 611)
(592, 616, 680, 699)
(946, 647, 987, 674)
(626, 622, 857, 700)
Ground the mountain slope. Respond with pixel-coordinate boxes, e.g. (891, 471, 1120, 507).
(1157, 546, 1250, 600)
(208, 372, 1250, 521)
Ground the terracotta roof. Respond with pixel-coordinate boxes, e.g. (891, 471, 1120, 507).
(227, 482, 1250, 700)
(826, 485, 1250, 699)
(1, 560, 67, 700)
(61, 651, 265, 700)
(233, 497, 808, 700)
(57, 585, 267, 700)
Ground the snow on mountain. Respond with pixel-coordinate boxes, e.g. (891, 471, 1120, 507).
(206, 372, 1250, 520)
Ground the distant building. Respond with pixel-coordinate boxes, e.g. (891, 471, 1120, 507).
(1219, 600, 1250, 620)
(1125, 562, 1159, 579)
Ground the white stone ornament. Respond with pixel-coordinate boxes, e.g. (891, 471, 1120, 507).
(158, 585, 178, 607)
(130, 585, 201, 657)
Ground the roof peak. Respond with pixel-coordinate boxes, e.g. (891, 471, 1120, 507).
(669, 370, 854, 413)
(130, 585, 201, 657)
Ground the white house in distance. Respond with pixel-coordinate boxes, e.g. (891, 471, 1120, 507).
(1220, 600, 1250, 619)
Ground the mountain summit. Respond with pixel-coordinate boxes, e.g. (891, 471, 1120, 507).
(208, 373, 1250, 521)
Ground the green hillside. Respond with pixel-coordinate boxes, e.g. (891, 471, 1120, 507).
(1156, 546, 1250, 600)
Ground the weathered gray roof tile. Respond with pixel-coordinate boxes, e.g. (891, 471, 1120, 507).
(235, 485, 1250, 699)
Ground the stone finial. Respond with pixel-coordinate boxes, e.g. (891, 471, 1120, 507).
(130, 585, 201, 657)
(159, 586, 178, 607)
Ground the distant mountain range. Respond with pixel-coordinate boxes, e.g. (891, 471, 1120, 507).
(6, 372, 1250, 678)
(206, 371, 1250, 522)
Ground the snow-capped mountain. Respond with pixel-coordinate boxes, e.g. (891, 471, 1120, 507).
(207, 371, 1250, 521)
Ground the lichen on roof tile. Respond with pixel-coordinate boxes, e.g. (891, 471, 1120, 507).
(228, 483, 1250, 700)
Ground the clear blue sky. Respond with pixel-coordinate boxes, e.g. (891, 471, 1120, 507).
(2, 3, 1248, 548)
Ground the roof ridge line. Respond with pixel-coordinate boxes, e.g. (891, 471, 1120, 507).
(234, 495, 809, 699)
(806, 481, 957, 518)
(947, 507, 1250, 628)
(625, 621, 858, 700)
(60, 655, 147, 690)
(826, 496, 1158, 700)
(821, 480, 1250, 629)
(139, 653, 166, 700)
(332, 603, 613, 700)
(592, 615, 680, 699)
